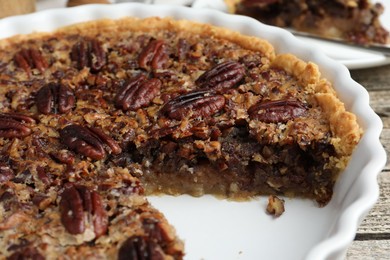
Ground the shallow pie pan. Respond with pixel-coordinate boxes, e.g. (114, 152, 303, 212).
(0, 3, 386, 260)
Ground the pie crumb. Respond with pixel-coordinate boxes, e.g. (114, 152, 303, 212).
(266, 195, 285, 217)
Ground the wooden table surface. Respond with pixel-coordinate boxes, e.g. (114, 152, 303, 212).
(345, 65, 390, 259)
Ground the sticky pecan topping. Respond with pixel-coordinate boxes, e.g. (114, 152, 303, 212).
(115, 74, 161, 111)
(248, 99, 308, 123)
(70, 39, 107, 72)
(60, 184, 108, 237)
(138, 39, 168, 70)
(36, 82, 75, 114)
(161, 90, 225, 120)
(14, 48, 48, 75)
(195, 61, 245, 90)
(60, 124, 121, 160)
(0, 113, 35, 138)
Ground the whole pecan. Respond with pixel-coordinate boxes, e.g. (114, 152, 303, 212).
(195, 61, 245, 90)
(248, 99, 308, 123)
(115, 74, 161, 111)
(71, 39, 106, 72)
(14, 48, 48, 75)
(0, 113, 35, 138)
(36, 82, 75, 114)
(118, 236, 163, 260)
(138, 39, 168, 70)
(161, 90, 225, 120)
(60, 184, 108, 237)
(60, 124, 121, 160)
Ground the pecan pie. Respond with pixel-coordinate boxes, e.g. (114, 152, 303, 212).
(0, 17, 361, 258)
(226, 0, 389, 44)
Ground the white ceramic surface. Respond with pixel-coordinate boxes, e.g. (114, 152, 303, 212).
(193, 0, 390, 69)
(0, 3, 386, 260)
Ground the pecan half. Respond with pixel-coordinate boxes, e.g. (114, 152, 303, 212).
(161, 90, 225, 120)
(71, 39, 106, 72)
(60, 184, 108, 237)
(195, 61, 245, 90)
(115, 74, 161, 111)
(36, 82, 75, 114)
(138, 39, 168, 70)
(88, 127, 122, 155)
(59, 184, 85, 235)
(0, 113, 35, 138)
(248, 99, 308, 123)
(14, 48, 48, 75)
(60, 124, 121, 160)
(118, 236, 163, 260)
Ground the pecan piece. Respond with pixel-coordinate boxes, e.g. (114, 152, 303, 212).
(161, 90, 225, 120)
(118, 236, 163, 260)
(138, 39, 168, 70)
(60, 184, 108, 237)
(248, 99, 308, 123)
(0, 113, 35, 138)
(14, 48, 48, 75)
(8, 247, 44, 260)
(195, 61, 245, 90)
(0, 162, 14, 182)
(115, 74, 161, 111)
(60, 124, 121, 160)
(36, 82, 75, 114)
(71, 39, 106, 72)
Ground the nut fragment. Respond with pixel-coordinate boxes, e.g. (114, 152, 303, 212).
(138, 39, 168, 70)
(161, 90, 225, 120)
(115, 74, 161, 111)
(60, 124, 121, 160)
(8, 247, 44, 260)
(195, 61, 245, 90)
(36, 82, 75, 114)
(266, 195, 285, 217)
(60, 184, 108, 237)
(118, 236, 163, 260)
(0, 113, 35, 138)
(14, 48, 48, 75)
(248, 99, 307, 123)
(71, 39, 106, 72)
(0, 162, 14, 182)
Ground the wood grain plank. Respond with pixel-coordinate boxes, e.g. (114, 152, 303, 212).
(354, 171, 390, 234)
(346, 240, 390, 259)
(350, 65, 390, 91)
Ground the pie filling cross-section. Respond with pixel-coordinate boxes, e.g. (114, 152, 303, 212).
(0, 17, 361, 258)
